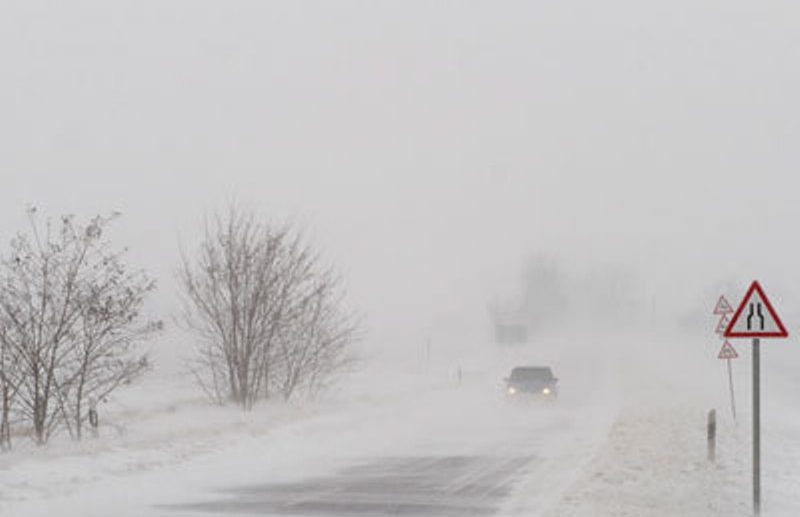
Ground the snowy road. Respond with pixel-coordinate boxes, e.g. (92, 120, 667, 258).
(164, 455, 531, 516)
(7, 337, 800, 517)
(146, 368, 616, 517)
(4, 356, 616, 517)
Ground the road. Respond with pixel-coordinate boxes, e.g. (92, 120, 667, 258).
(7, 359, 615, 517)
(150, 368, 615, 517)
(164, 455, 531, 516)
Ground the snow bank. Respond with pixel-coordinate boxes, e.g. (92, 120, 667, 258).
(0, 339, 478, 516)
(545, 402, 748, 517)
(535, 331, 800, 517)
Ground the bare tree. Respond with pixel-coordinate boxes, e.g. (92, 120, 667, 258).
(179, 206, 358, 409)
(0, 210, 159, 445)
(60, 258, 158, 440)
(272, 275, 356, 400)
(0, 334, 20, 450)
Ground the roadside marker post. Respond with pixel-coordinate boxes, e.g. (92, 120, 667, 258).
(724, 281, 789, 516)
(707, 409, 717, 462)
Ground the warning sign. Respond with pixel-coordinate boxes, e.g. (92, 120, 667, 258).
(715, 314, 730, 335)
(724, 281, 789, 338)
(718, 340, 739, 360)
(714, 296, 734, 315)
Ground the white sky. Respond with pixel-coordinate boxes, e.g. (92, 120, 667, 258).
(2, 1, 800, 351)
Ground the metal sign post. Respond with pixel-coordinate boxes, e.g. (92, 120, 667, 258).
(715, 294, 738, 423)
(724, 281, 788, 516)
(727, 358, 737, 422)
(717, 340, 739, 422)
(752, 338, 760, 515)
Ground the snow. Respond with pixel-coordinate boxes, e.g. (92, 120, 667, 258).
(535, 334, 800, 517)
(546, 403, 748, 517)
(2, 331, 800, 516)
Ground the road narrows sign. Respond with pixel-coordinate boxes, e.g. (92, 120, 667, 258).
(714, 296, 734, 315)
(718, 340, 739, 360)
(724, 281, 789, 516)
(724, 281, 788, 338)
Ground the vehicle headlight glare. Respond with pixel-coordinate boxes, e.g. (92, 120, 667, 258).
(507, 386, 517, 395)
(542, 387, 551, 395)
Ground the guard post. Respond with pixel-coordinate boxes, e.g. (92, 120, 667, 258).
(707, 409, 716, 462)
(88, 407, 99, 438)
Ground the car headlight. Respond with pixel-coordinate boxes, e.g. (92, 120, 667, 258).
(507, 386, 517, 395)
(542, 387, 551, 395)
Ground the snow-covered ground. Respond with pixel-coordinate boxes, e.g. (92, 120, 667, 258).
(2, 331, 800, 516)
(542, 333, 800, 517)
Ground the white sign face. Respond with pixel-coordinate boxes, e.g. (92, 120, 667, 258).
(725, 282, 788, 338)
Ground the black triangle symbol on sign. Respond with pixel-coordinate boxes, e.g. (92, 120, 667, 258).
(724, 281, 789, 338)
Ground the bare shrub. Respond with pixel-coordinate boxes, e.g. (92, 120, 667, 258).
(179, 207, 358, 409)
(0, 210, 159, 445)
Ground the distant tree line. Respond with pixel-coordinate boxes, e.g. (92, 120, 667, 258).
(489, 255, 645, 341)
(0, 205, 359, 450)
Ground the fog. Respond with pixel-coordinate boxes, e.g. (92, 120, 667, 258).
(4, 1, 800, 359)
(2, 3, 800, 514)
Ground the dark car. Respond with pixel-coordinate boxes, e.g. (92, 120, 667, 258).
(504, 366, 558, 399)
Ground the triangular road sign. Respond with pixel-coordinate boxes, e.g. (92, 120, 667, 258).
(724, 281, 789, 338)
(713, 296, 734, 315)
(718, 340, 739, 360)
(715, 314, 730, 335)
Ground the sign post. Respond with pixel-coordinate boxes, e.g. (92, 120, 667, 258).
(753, 337, 760, 515)
(717, 340, 739, 422)
(714, 296, 737, 421)
(724, 281, 789, 516)
(728, 357, 736, 423)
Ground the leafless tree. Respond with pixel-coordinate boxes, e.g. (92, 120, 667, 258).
(179, 207, 359, 409)
(0, 210, 159, 445)
(60, 258, 158, 440)
(272, 276, 357, 400)
(0, 334, 20, 450)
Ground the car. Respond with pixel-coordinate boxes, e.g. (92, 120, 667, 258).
(504, 366, 559, 399)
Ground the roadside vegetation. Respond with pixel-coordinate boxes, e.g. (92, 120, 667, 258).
(178, 206, 359, 409)
(0, 209, 159, 448)
(0, 205, 359, 449)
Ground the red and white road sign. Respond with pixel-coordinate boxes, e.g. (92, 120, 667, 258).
(714, 296, 734, 315)
(718, 340, 739, 360)
(724, 281, 789, 338)
(715, 314, 730, 335)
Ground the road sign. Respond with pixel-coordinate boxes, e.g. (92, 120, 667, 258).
(714, 296, 734, 315)
(724, 281, 788, 338)
(715, 314, 730, 335)
(718, 340, 739, 360)
(724, 281, 789, 516)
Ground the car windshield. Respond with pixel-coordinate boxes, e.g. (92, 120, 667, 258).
(510, 367, 553, 382)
